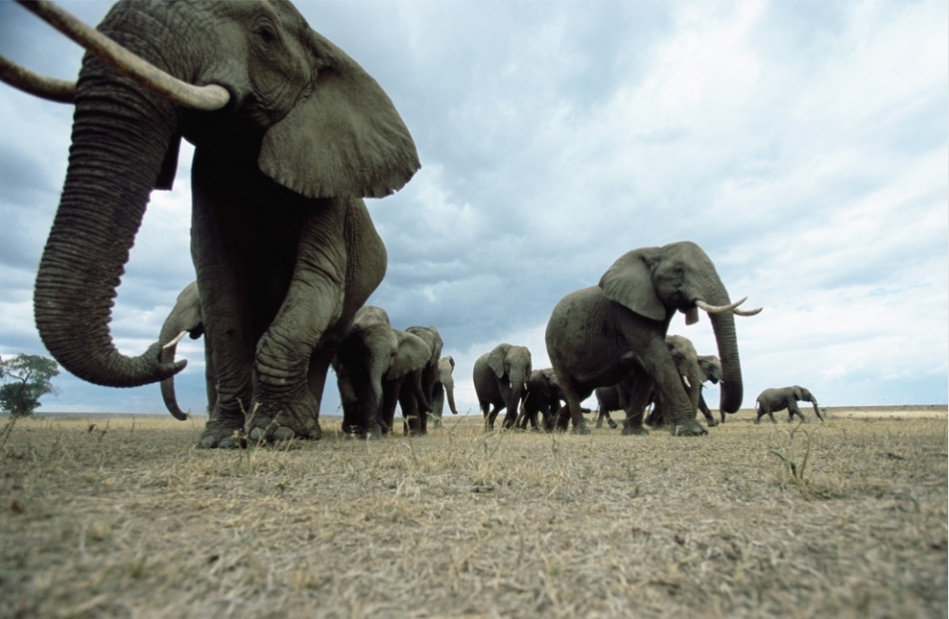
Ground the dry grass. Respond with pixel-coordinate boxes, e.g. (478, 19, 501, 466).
(0, 408, 945, 618)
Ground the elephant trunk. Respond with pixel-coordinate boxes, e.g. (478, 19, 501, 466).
(445, 380, 458, 415)
(695, 272, 743, 414)
(34, 66, 184, 387)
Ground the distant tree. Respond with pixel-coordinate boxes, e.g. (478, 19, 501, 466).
(0, 354, 60, 417)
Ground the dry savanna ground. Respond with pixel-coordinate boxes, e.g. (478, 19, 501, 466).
(0, 407, 946, 618)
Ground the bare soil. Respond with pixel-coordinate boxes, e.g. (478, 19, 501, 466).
(1, 407, 946, 618)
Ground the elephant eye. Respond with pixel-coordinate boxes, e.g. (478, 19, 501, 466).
(255, 23, 278, 45)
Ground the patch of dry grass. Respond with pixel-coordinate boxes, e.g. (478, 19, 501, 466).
(1, 410, 945, 618)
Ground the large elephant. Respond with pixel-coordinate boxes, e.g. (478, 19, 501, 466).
(156, 281, 213, 421)
(473, 343, 532, 431)
(430, 356, 459, 427)
(515, 368, 564, 431)
(545, 241, 760, 436)
(334, 307, 432, 438)
(2, 1, 419, 447)
(755, 386, 824, 424)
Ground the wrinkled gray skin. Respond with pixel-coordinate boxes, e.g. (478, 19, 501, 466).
(473, 344, 532, 431)
(405, 326, 442, 434)
(8, 0, 419, 448)
(755, 386, 824, 424)
(333, 307, 431, 437)
(515, 368, 564, 431)
(157, 281, 214, 420)
(645, 336, 715, 428)
(430, 356, 458, 428)
(546, 242, 747, 436)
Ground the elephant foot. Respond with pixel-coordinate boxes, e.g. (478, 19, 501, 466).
(608, 419, 618, 429)
(245, 396, 322, 443)
(622, 424, 649, 436)
(197, 405, 248, 448)
(705, 418, 719, 427)
(670, 420, 708, 436)
(571, 420, 591, 435)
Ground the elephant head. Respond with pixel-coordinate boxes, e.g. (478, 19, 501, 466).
(488, 343, 532, 427)
(433, 355, 458, 419)
(598, 241, 760, 415)
(157, 281, 212, 421)
(663, 335, 704, 415)
(698, 355, 723, 385)
(3, 0, 419, 388)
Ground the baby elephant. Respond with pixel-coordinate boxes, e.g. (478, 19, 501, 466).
(755, 386, 824, 424)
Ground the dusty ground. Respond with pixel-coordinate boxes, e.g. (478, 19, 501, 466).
(0, 407, 945, 618)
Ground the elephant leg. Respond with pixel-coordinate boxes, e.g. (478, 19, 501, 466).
(558, 383, 590, 435)
(381, 379, 401, 434)
(431, 385, 445, 428)
(191, 188, 255, 449)
(248, 209, 349, 442)
(698, 394, 718, 427)
(485, 405, 503, 431)
(788, 400, 805, 423)
(620, 379, 651, 436)
(399, 383, 424, 436)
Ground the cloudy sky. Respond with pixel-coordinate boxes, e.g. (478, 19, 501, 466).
(1, 0, 946, 418)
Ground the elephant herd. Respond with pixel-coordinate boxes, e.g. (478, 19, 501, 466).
(2, 0, 822, 449)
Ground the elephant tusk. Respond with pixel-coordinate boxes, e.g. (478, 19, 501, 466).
(696, 297, 748, 315)
(162, 330, 189, 350)
(682, 375, 691, 388)
(15, 0, 230, 111)
(0, 54, 75, 103)
(733, 306, 763, 316)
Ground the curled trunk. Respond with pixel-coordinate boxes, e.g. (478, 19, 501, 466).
(33, 65, 184, 387)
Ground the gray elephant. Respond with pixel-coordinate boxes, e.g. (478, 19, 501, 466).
(515, 368, 564, 431)
(430, 356, 459, 428)
(333, 307, 432, 438)
(156, 281, 214, 421)
(404, 326, 442, 434)
(473, 344, 533, 431)
(546, 241, 760, 436)
(755, 386, 824, 424)
(645, 337, 723, 428)
(2, 0, 419, 448)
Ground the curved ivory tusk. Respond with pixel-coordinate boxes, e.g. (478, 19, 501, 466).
(734, 307, 763, 316)
(696, 297, 747, 315)
(162, 330, 189, 350)
(0, 54, 76, 103)
(16, 0, 230, 111)
(682, 375, 691, 388)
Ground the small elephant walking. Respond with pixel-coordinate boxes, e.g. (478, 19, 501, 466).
(755, 386, 824, 424)
(515, 368, 565, 431)
(473, 344, 532, 431)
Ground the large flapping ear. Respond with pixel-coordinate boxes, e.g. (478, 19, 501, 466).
(697, 355, 722, 383)
(387, 330, 432, 380)
(792, 386, 805, 400)
(487, 344, 511, 379)
(259, 30, 420, 199)
(599, 248, 667, 322)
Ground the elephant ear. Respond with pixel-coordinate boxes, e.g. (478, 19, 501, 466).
(598, 248, 667, 321)
(487, 344, 511, 379)
(792, 386, 805, 400)
(387, 331, 432, 380)
(258, 30, 420, 199)
(445, 355, 455, 370)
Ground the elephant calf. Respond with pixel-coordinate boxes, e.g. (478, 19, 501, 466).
(755, 385, 824, 424)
